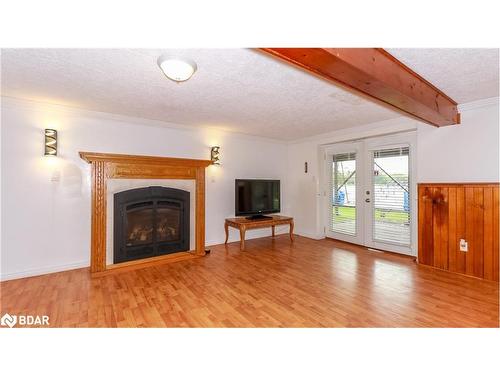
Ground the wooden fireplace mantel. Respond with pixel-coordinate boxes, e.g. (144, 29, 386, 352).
(79, 152, 212, 274)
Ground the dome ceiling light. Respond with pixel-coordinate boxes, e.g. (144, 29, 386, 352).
(157, 55, 197, 82)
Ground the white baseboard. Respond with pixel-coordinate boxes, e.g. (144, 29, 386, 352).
(0, 261, 89, 281)
(2, 231, 280, 280)
(1, 231, 326, 281)
(292, 231, 325, 240)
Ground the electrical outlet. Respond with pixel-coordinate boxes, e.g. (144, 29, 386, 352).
(459, 239, 468, 252)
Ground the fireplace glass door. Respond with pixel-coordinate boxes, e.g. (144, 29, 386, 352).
(156, 202, 181, 242)
(114, 187, 190, 264)
(126, 203, 154, 247)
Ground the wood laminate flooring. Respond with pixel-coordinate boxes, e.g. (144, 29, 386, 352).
(1, 235, 498, 327)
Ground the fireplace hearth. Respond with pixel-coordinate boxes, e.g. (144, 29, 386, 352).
(114, 186, 190, 264)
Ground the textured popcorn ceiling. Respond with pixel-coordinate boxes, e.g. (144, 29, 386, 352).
(387, 48, 499, 104)
(1, 48, 498, 140)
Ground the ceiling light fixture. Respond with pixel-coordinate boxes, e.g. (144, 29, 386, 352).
(157, 55, 197, 82)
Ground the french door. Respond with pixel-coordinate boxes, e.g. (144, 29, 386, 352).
(325, 133, 416, 255)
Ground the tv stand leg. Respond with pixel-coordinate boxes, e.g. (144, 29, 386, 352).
(224, 222, 229, 244)
(289, 220, 294, 242)
(272, 225, 275, 238)
(239, 227, 246, 250)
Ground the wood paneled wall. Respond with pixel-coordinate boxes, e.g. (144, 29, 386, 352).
(418, 183, 499, 281)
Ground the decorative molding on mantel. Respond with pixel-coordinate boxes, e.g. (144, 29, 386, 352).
(79, 152, 212, 168)
(79, 151, 212, 274)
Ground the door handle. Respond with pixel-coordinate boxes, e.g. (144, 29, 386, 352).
(365, 198, 370, 203)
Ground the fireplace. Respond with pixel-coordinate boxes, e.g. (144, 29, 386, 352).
(114, 186, 190, 264)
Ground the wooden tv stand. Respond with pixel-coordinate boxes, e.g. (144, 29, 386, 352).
(224, 215, 294, 250)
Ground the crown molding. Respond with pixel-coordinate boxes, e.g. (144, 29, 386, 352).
(286, 116, 418, 145)
(458, 97, 499, 112)
(3, 95, 497, 147)
(0, 96, 288, 145)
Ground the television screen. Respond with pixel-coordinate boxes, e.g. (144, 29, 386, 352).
(235, 179, 280, 217)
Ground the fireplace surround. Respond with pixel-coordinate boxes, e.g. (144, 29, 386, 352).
(79, 152, 211, 274)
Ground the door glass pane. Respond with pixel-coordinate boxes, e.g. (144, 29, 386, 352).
(372, 147, 410, 246)
(331, 152, 356, 236)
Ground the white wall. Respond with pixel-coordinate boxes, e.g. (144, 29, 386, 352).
(417, 98, 499, 183)
(0, 98, 289, 280)
(2, 96, 498, 280)
(287, 98, 500, 240)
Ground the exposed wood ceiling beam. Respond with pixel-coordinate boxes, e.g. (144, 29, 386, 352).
(260, 48, 460, 126)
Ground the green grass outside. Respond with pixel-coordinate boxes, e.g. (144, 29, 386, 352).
(332, 206, 408, 223)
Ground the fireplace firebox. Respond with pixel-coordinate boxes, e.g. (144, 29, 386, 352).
(114, 186, 190, 264)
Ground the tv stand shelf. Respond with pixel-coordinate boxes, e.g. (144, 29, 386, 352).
(224, 215, 294, 250)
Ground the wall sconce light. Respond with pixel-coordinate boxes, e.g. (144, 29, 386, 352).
(210, 146, 220, 165)
(44, 129, 58, 156)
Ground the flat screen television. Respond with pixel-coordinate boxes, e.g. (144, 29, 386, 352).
(235, 179, 280, 219)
